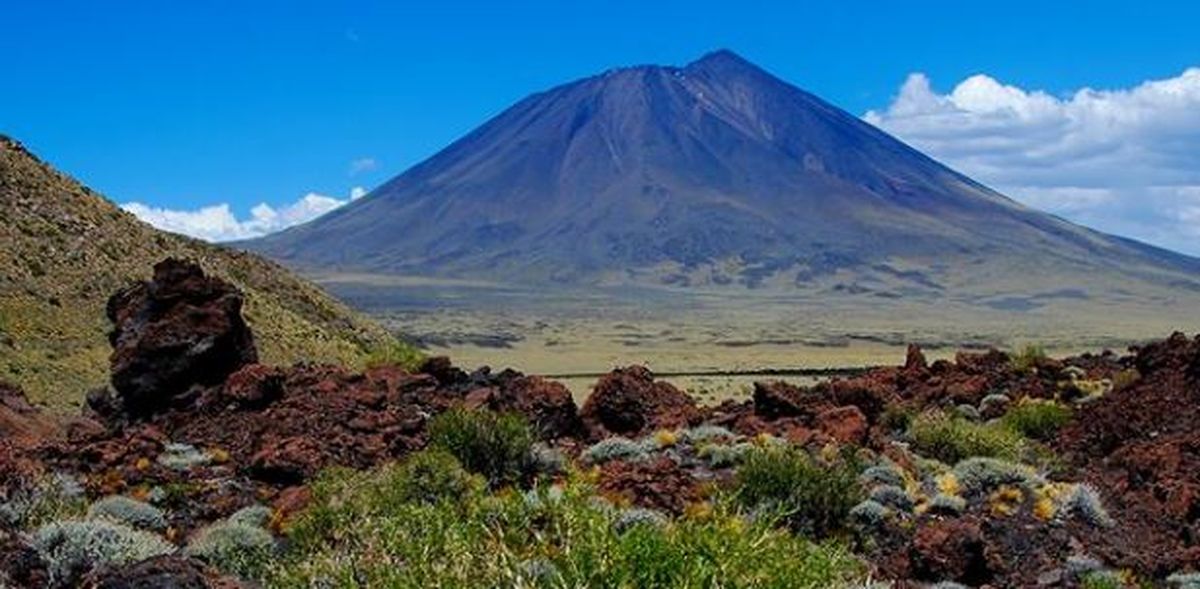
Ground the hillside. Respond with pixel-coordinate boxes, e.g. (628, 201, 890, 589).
(0, 135, 401, 409)
(246, 50, 1200, 299)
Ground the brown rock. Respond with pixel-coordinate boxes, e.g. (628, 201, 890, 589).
(909, 518, 990, 585)
(220, 364, 284, 409)
(580, 366, 698, 439)
(81, 555, 246, 589)
(469, 375, 581, 440)
(250, 436, 324, 485)
(752, 381, 834, 420)
(597, 456, 703, 516)
(815, 405, 868, 445)
(107, 259, 257, 417)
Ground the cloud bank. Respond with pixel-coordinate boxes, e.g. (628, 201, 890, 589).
(122, 187, 366, 242)
(865, 68, 1200, 255)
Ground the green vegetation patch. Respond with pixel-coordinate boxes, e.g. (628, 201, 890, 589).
(269, 454, 864, 588)
(733, 445, 863, 539)
(908, 412, 1026, 464)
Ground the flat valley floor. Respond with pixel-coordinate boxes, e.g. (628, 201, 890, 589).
(315, 273, 1200, 403)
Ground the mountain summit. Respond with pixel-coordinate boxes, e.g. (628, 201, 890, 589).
(245, 50, 1199, 294)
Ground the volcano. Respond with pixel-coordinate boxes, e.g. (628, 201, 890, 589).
(244, 50, 1200, 295)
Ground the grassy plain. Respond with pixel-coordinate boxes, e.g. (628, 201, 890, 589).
(314, 272, 1199, 403)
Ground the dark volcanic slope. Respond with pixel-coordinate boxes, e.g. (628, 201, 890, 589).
(246, 50, 1200, 291)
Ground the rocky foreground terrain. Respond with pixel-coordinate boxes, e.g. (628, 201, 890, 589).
(3, 259, 1200, 587)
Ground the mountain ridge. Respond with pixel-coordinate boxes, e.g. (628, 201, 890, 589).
(0, 134, 405, 409)
(245, 50, 1200, 296)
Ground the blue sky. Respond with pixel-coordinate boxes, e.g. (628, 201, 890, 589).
(4, 1, 1200, 252)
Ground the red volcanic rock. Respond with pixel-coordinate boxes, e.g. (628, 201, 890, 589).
(904, 344, 927, 372)
(81, 555, 247, 589)
(462, 373, 581, 440)
(220, 364, 285, 409)
(597, 456, 703, 516)
(909, 518, 988, 585)
(107, 259, 257, 417)
(0, 531, 49, 587)
(0, 380, 59, 444)
(1057, 333, 1200, 576)
(250, 436, 324, 485)
(752, 381, 834, 420)
(580, 366, 699, 439)
(815, 406, 868, 445)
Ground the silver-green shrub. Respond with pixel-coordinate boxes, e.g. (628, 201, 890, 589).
(156, 442, 212, 471)
(1063, 484, 1114, 528)
(226, 504, 273, 528)
(33, 519, 174, 585)
(848, 500, 889, 530)
(867, 485, 913, 512)
(583, 437, 649, 464)
(952, 457, 1042, 495)
(927, 493, 967, 515)
(185, 520, 276, 577)
(859, 464, 905, 489)
(1167, 572, 1200, 588)
(680, 425, 736, 444)
(87, 495, 167, 531)
(699, 442, 752, 468)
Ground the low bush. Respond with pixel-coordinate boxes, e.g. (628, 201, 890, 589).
(87, 495, 167, 531)
(185, 520, 276, 579)
(429, 407, 535, 487)
(952, 457, 1043, 496)
(32, 519, 174, 586)
(908, 412, 1026, 464)
(362, 339, 424, 372)
(583, 436, 650, 465)
(1010, 344, 1047, 373)
(0, 473, 86, 530)
(1000, 399, 1072, 440)
(734, 445, 863, 538)
(269, 469, 864, 588)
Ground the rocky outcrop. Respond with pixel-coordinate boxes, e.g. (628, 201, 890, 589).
(107, 259, 257, 417)
(81, 555, 245, 589)
(580, 366, 699, 439)
(463, 373, 581, 440)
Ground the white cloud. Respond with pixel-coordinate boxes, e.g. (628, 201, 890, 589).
(122, 186, 367, 242)
(348, 157, 377, 176)
(865, 68, 1200, 255)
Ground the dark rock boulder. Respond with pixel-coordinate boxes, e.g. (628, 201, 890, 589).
(81, 555, 246, 589)
(107, 258, 257, 417)
(580, 366, 699, 440)
(463, 373, 581, 440)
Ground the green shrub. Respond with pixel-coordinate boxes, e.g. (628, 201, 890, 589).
(1000, 399, 1072, 440)
(185, 520, 276, 578)
(33, 519, 174, 585)
(734, 445, 863, 538)
(1080, 570, 1124, 589)
(363, 339, 424, 372)
(909, 412, 1026, 464)
(87, 495, 167, 531)
(389, 449, 481, 505)
(269, 470, 864, 588)
(429, 408, 535, 487)
(1010, 344, 1047, 373)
